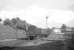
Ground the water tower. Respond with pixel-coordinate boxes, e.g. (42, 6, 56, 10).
(45, 16, 49, 28)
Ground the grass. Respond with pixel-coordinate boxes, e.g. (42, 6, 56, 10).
(0, 40, 65, 50)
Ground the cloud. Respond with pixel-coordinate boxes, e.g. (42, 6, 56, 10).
(47, 9, 73, 28)
(68, 0, 74, 11)
(0, 9, 25, 20)
(0, 4, 73, 28)
(0, 0, 70, 11)
(0, 0, 73, 28)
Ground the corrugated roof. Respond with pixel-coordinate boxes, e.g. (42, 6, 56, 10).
(0, 24, 26, 40)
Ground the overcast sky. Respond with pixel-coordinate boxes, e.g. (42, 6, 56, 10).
(0, 0, 74, 28)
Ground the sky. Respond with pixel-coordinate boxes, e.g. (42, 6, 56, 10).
(0, 0, 74, 28)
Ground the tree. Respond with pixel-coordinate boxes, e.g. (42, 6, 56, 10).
(14, 18, 29, 31)
(11, 18, 17, 25)
(27, 25, 37, 35)
(0, 18, 2, 22)
(3, 18, 11, 26)
(61, 24, 67, 33)
(3, 17, 28, 30)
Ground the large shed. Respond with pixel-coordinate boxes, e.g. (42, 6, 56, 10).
(0, 23, 26, 40)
